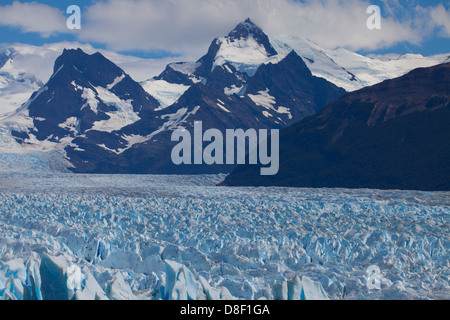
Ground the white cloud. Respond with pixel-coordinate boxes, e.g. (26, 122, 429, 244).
(1, 0, 448, 58)
(79, 0, 243, 57)
(77, 0, 424, 57)
(257, 0, 421, 51)
(429, 4, 450, 36)
(0, 1, 67, 37)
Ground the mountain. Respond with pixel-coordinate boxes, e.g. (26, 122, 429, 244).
(0, 43, 175, 120)
(142, 18, 284, 108)
(6, 48, 160, 165)
(105, 49, 345, 174)
(4, 19, 346, 174)
(80, 19, 344, 174)
(222, 62, 450, 191)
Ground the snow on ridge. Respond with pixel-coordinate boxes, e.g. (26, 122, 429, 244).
(120, 134, 149, 151)
(270, 35, 450, 92)
(1, 42, 176, 84)
(98, 134, 149, 155)
(0, 56, 43, 116)
(169, 61, 201, 77)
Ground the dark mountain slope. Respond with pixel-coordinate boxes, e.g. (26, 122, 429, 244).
(222, 62, 450, 191)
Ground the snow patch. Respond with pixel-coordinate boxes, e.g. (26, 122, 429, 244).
(81, 88, 99, 115)
(224, 84, 244, 96)
(58, 117, 80, 135)
(216, 99, 231, 113)
(141, 79, 189, 110)
(106, 73, 125, 90)
(248, 89, 293, 119)
(169, 61, 200, 76)
(213, 36, 273, 77)
(89, 87, 140, 133)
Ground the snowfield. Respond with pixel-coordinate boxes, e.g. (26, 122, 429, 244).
(0, 167, 448, 300)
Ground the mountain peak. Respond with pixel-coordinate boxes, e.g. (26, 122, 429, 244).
(54, 48, 90, 73)
(227, 19, 277, 57)
(58, 48, 107, 64)
(60, 48, 89, 59)
(228, 18, 262, 38)
(53, 48, 124, 87)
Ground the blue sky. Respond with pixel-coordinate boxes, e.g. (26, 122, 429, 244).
(0, 0, 449, 59)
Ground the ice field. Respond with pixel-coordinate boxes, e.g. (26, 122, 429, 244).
(0, 154, 448, 300)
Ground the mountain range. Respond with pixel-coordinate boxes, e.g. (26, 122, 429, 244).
(2, 19, 346, 174)
(0, 19, 449, 188)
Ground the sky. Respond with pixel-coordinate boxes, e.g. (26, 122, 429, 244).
(0, 0, 449, 60)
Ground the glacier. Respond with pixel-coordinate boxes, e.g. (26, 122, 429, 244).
(0, 167, 448, 300)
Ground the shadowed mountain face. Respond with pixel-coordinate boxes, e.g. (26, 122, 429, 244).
(11, 20, 346, 174)
(21, 49, 160, 141)
(222, 62, 450, 191)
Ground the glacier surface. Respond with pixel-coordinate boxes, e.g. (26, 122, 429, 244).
(0, 169, 448, 300)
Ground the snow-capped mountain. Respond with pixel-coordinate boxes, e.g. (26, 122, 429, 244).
(0, 42, 176, 119)
(270, 36, 450, 92)
(86, 19, 344, 174)
(142, 18, 283, 109)
(4, 49, 160, 162)
(153, 19, 345, 124)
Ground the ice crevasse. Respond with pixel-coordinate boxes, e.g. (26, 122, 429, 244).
(0, 254, 329, 300)
(0, 174, 447, 300)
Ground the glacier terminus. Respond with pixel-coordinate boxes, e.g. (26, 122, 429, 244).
(0, 158, 448, 301)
